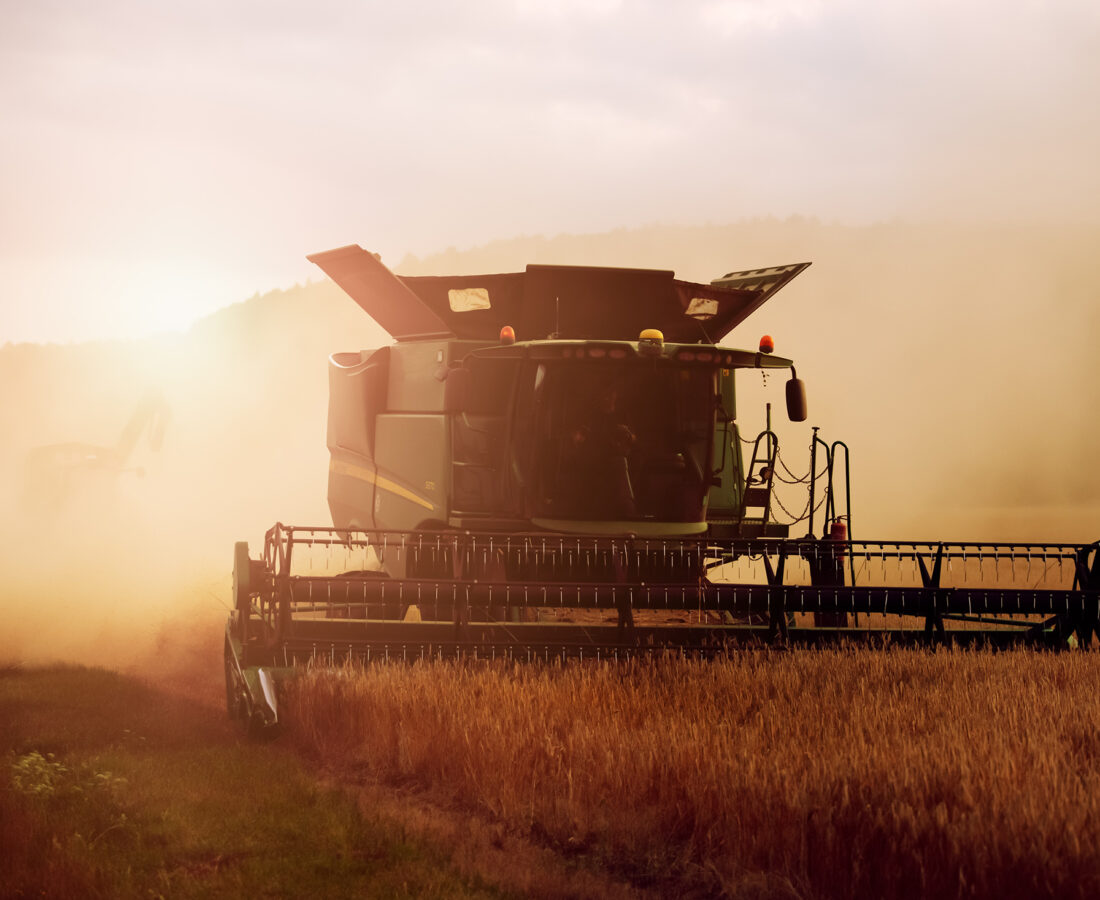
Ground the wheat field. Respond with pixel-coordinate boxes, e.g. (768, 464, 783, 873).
(284, 649, 1100, 899)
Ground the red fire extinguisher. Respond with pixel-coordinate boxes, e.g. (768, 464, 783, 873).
(829, 516, 848, 559)
(820, 516, 851, 626)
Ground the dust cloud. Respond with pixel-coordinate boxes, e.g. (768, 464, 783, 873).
(1, 221, 1097, 674)
(0, 279, 388, 676)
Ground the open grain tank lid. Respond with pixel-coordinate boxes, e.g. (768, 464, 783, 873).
(308, 244, 809, 344)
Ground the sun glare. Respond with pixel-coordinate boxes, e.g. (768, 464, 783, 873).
(114, 261, 229, 339)
(2, 257, 241, 344)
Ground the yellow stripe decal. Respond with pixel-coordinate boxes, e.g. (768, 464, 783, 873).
(330, 459, 435, 512)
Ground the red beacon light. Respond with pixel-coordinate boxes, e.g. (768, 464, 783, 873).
(759, 334, 775, 354)
(500, 325, 516, 345)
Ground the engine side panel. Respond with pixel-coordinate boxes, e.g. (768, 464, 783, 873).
(373, 414, 449, 531)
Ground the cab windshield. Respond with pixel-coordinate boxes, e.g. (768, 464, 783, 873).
(513, 360, 715, 523)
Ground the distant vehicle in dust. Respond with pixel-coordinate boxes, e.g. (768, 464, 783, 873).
(22, 392, 170, 514)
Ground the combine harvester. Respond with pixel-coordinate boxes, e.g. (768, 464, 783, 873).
(226, 246, 1098, 732)
(23, 391, 170, 515)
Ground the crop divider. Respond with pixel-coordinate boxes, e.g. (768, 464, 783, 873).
(1068, 543, 1100, 647)
(917, 543, 947, 646)
(763, 550, 788, 644)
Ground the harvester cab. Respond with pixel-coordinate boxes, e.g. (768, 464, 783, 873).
(224, 245, 1098, 737)
(314, 245, 809, 555)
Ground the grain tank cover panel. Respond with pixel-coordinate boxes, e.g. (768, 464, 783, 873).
(309, 244, 810, 343)
(709, 262, 812, 338)
(307, 245, 453, 341)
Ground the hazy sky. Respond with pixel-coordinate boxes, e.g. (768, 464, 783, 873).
(2, 0, 1097, 342)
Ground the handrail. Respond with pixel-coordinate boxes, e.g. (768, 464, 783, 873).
(743, 429, 780, 524)
(808, 428, 829, 537)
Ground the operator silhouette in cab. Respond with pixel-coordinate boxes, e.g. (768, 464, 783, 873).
(568, 383, 637, 518)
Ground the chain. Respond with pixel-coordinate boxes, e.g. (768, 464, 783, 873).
(778, 449, 831, 484)
(771, 489, 810, 524)
(735, 434, 827, 484)
(773, 451, 804, 484)
(771, 484, 828, 526)
(772, 465, 806, 485)
(732, 430, 834, 525)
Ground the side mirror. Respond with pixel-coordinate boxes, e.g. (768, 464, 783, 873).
(786, 371, 807, 422)
(443, 366, 473, 413)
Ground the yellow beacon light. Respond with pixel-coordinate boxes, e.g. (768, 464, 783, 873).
(639, 328, 664, 356)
